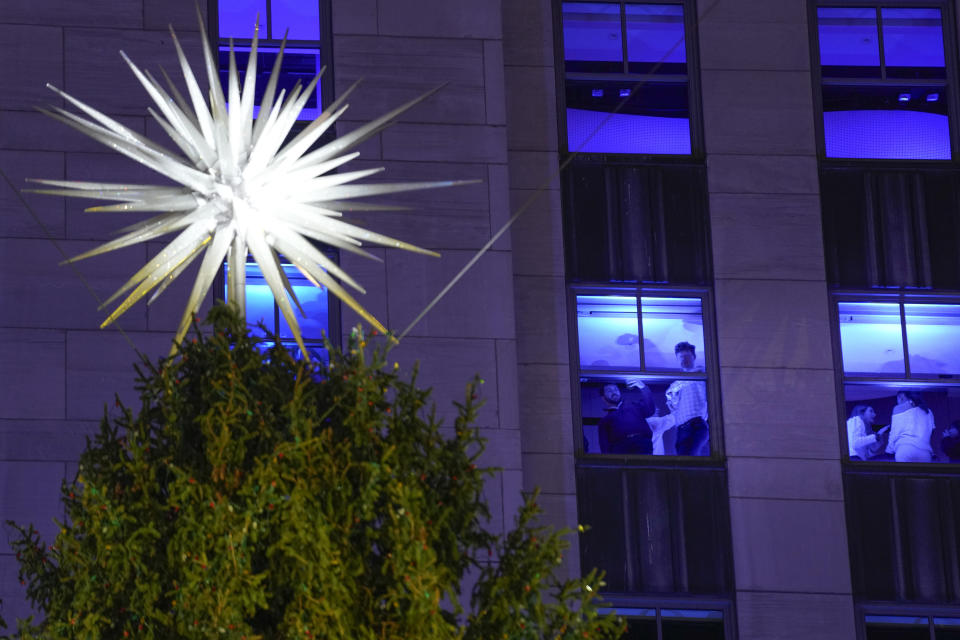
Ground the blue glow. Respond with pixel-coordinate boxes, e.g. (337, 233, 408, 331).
(823, 110, 950, 160)
(225, 263, 329, 342)
(618, 89, 630, 97)
(218, 0, 267, 38)
(881, 8, 945, 70)
(577, 295, 641, 369)
(817, 7, 880, 69)
(640, 297, 704, 370)
(625, 4, 685, 64)
(904, 304, 960, 376)
(219, 46, 323, 120)
(566, 108, 691, 154)
(562, 2, 622, 64)
(897, 93, 911, 102)
(591, 88, 604, 97)
(927, 93, 940, 102)
(271, 0, 321, 40)
(838, 302, 904, 375)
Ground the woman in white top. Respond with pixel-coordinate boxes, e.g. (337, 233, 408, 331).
(847, 405, 886, 460)
(886, 390, 935, 463)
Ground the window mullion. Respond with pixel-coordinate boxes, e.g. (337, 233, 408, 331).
(620, 2, 628, 74)
(876, 7, 886, 81)
(900, 301, 911, 379)
(636, 291, 646, 371)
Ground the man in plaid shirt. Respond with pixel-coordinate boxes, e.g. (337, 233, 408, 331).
(665, 341, 709, 456)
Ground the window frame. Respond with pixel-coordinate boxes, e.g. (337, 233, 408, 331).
(568, 283, 723, 462)
(808, 0, 960, 164)
(598, 594, 737, 640)
(553, 0, 706, 161)
(857, 602, 960, 640)
(830, 289, 960, 468)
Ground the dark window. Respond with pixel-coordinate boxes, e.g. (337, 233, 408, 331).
(864, 614, 960, 639)
(575, 290, 716, 458)
(560, 1, 696, 155)
(598, 607, 726, 640)
(834, 295, 960, 465)
(812, 4, 956, 160)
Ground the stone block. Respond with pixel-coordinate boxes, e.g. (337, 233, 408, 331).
(0, 461, 66, 550)
(507, 151, 561, 191)
(697, 0, 808, 24)
(382, 123, 507, 164)
(701, 70, 816, 155)
(503, 0, 555, 68)
(66, 330, 174, 420)
(0, 0, 142, 27)
(144, 0, 206, 31)
(331, 0, 377, 35)
(728, 457, 843, 502)
(517, 363, 575, 455)
(509, 188, 564, 277)
(334, 36, 485, 125)
(0, 330, 65, 420)
(699, 20, 810, 71)
(386, 250, 514, 339)
(522, 452, 575, 495)
(0, 554, 38, 630)
(534, 492, 581, 581)
(144, 240, 215, 333)
(386, 336, 500, 428)
(377, 0, 501, 39)
(64, 29, 204, 117)
(476, 427, 522, 471)
(495, 339, 520, 429)
(338, 248, 389, 335)
(332, 120, 383, 161)
(480, 471, 505, 535)
(710, 194, 825, 281)
(714, 279, 833, 369)
(0, 25, 63, 111)
(514, 275, 569, 365)
(488, 164, 511, 251)
(736, 591, 855, 640)
(0, 238, 148, 331)
(0, 420, 97, 462)
(504, 66, 558, 152)
(0, 110, 146, 154)
(344, 159, 491, 250)
(484, 40, 507, 126)
(501, 468, 525, 527)
(0, 151, 65, 239)
(720, 366, 840, 459)
(729, 497, 851, 593)
(707, 153, 818, 195)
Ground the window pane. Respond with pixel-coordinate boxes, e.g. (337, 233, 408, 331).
(640, 297, 704, 370)
(661, 609, 724, 640)
(822, 85, 950, 160)
(936, 617, 960, 640)
(218, 0, 267, 38)
(905, 304, 960, 377)
(219, 47, 323, 120)
(581, 374, 708, 457)
(817, 7, 880, 77)
(838, 302, 905, 375)
(881, 8, 946, 78)
(577, 295, 641, 369)
(278, 267, 329, 341)
(625, 4, 686, 74)
(865, 615, 930, 640)
(623, 618, 657, 640)
(565, 80, 690, 154)
(563, 2, 623, 73)
(271, 0, 321, 40)
(245, 284, 274, 338)
(843, 383, 960, 464)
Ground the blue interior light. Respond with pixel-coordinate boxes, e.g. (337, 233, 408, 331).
(898, 93, 911, 102)
(619, 88, 631, 97)
(591, 88, 604, 97)
(927, 92, 940, 102)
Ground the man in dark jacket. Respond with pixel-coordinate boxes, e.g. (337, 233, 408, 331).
(598, 378, 656, 455)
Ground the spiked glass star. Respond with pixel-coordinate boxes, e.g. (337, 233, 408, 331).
(27, 22, 470, 357)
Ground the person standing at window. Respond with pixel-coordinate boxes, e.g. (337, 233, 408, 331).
(886, 390, 935, 463)
(847, 405, 889, 460)
(664, 342, 709, 456)
(598, 379, 656, 454)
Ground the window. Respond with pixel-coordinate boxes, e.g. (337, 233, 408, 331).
(559, 1, 697, 155)
(834, 295, 960, 464)
(597, 606, 727, 639)
(812, 4, 957, 160)
(864, 614, 960, 639)
(573, 289, 716, 458)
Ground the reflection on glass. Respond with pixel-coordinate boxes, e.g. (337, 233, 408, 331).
(865, 615, 930, 640)
(661, 609, 724, 640)
(245, 282, 274, 338)
(905, 304, 960, 377)
(218, 0, 268, 38)
(843, 383, 960, 464)
(580, 375, 709, 457)
(272, 0, 321, 40)
(563, 2, 623, 72)
(817, 7, 880, 75)
(625, 4, 685, 73)
(219, 47, 323, 120)
(640, 297, 704, 370)
(279, 267, 329, 340)
(577, 295, 641, 369)
(881, 8, 945, 75)
(838, 302, 905, 375)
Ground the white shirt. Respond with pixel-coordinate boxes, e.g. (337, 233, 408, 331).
(886, 406, 934, 456)
(846, 415, 878, 459)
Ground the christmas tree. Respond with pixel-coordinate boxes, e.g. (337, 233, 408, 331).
(4, 306, 624, 640)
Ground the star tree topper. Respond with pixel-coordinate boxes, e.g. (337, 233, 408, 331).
(27, 19, 471, 357)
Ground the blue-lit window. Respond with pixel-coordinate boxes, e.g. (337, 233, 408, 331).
(561, 1, 693, 155)
(814, 6, 954, 160)
(836, 296, 960, 464)
(597, 606, 725, 639)
(864, 614, 960, 639)
(216, 1, 325, 120)
(574, 290, 714, 458)
(225, 262, 332, 362)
